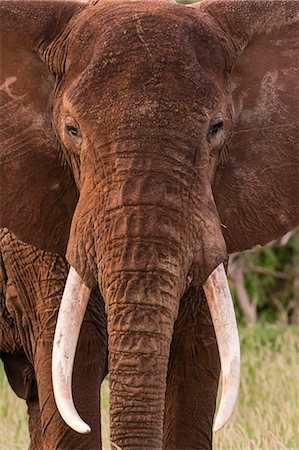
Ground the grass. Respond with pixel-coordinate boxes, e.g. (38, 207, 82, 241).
(0, 325, 298, 450)
(214, 325, 299, 450)
(0, 363, 29, 450)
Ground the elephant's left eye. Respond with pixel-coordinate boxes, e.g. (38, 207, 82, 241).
(64, 116, 82, 155)
(65, 116, 82, 140)
(207, 113, 224, 143)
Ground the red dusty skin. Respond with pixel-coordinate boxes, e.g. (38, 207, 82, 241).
(65, 142, 227, 447)
(94, 177, 188, 446)
(92, 173, 224, 447)
(102, 239, 186, 449)
(91, 164, 191, 447)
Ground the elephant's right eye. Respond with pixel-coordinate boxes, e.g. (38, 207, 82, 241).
(207, 112, 224, 144)
(66, 124, 80, 137)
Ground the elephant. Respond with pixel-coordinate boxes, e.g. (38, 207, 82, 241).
(0, 0, 298, 449)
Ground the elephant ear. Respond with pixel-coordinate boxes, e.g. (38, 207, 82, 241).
(0, 1, 85, 254)
(195, 0, 299, 253)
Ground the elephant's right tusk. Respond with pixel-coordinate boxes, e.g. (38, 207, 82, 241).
(52, 266, 91, 434)
(203, 263, 240, 432)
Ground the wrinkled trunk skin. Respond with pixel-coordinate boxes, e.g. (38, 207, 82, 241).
(105, 252, 182, 448)
(98, 199, 189, 448)
(70, 180, 193, 447)
(67, 137, 226, 447)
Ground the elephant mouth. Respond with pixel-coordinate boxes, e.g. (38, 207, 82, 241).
(52, 262, 240, 435)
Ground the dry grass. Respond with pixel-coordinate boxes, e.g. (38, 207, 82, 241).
(0, 325, 298, 450)
(214, 326, 299, 450)
(0, 367, 29, 450)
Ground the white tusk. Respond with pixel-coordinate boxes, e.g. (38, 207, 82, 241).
(203, 263, 240, 432)
(52, 266, 91, 434)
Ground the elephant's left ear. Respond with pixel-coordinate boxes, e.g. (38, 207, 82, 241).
(0, 1, 86, 254)
(193, 0, 299, 253)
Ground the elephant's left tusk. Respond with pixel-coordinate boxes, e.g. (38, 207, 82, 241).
(52, 266, 91, 434)
(203, 263, 240, 432)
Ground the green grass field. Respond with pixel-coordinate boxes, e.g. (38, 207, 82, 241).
(1, 326, 298, 450)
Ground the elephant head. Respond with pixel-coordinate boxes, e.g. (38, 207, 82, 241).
(1, 0, 298, 448)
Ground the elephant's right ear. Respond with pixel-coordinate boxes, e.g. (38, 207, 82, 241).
(0, 1, 86, 254)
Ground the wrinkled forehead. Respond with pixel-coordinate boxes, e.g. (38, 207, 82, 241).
(60, 0, 225, 118)
(65, 0, 222, 78)
(72, 1, 196, 49)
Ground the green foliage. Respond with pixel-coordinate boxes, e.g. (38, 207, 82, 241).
(230, 229, 298, 325)
(247, 243, 295, 321)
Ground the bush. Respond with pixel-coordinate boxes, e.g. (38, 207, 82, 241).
(228, 229, 299, 325)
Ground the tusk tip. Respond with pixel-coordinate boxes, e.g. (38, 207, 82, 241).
(53, 394, 92, 434)
(77, 423, 92, 435)
(213, 374, 240, 433)
(65, 412, 91, 434)
(213, 414, 227, 433)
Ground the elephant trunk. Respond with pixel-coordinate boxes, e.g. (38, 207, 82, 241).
(103, 246, 182, 448)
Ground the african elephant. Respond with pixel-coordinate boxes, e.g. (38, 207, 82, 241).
(0, 0, 298, 449)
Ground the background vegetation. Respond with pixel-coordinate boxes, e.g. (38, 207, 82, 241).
(229, 230, 299, 326)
